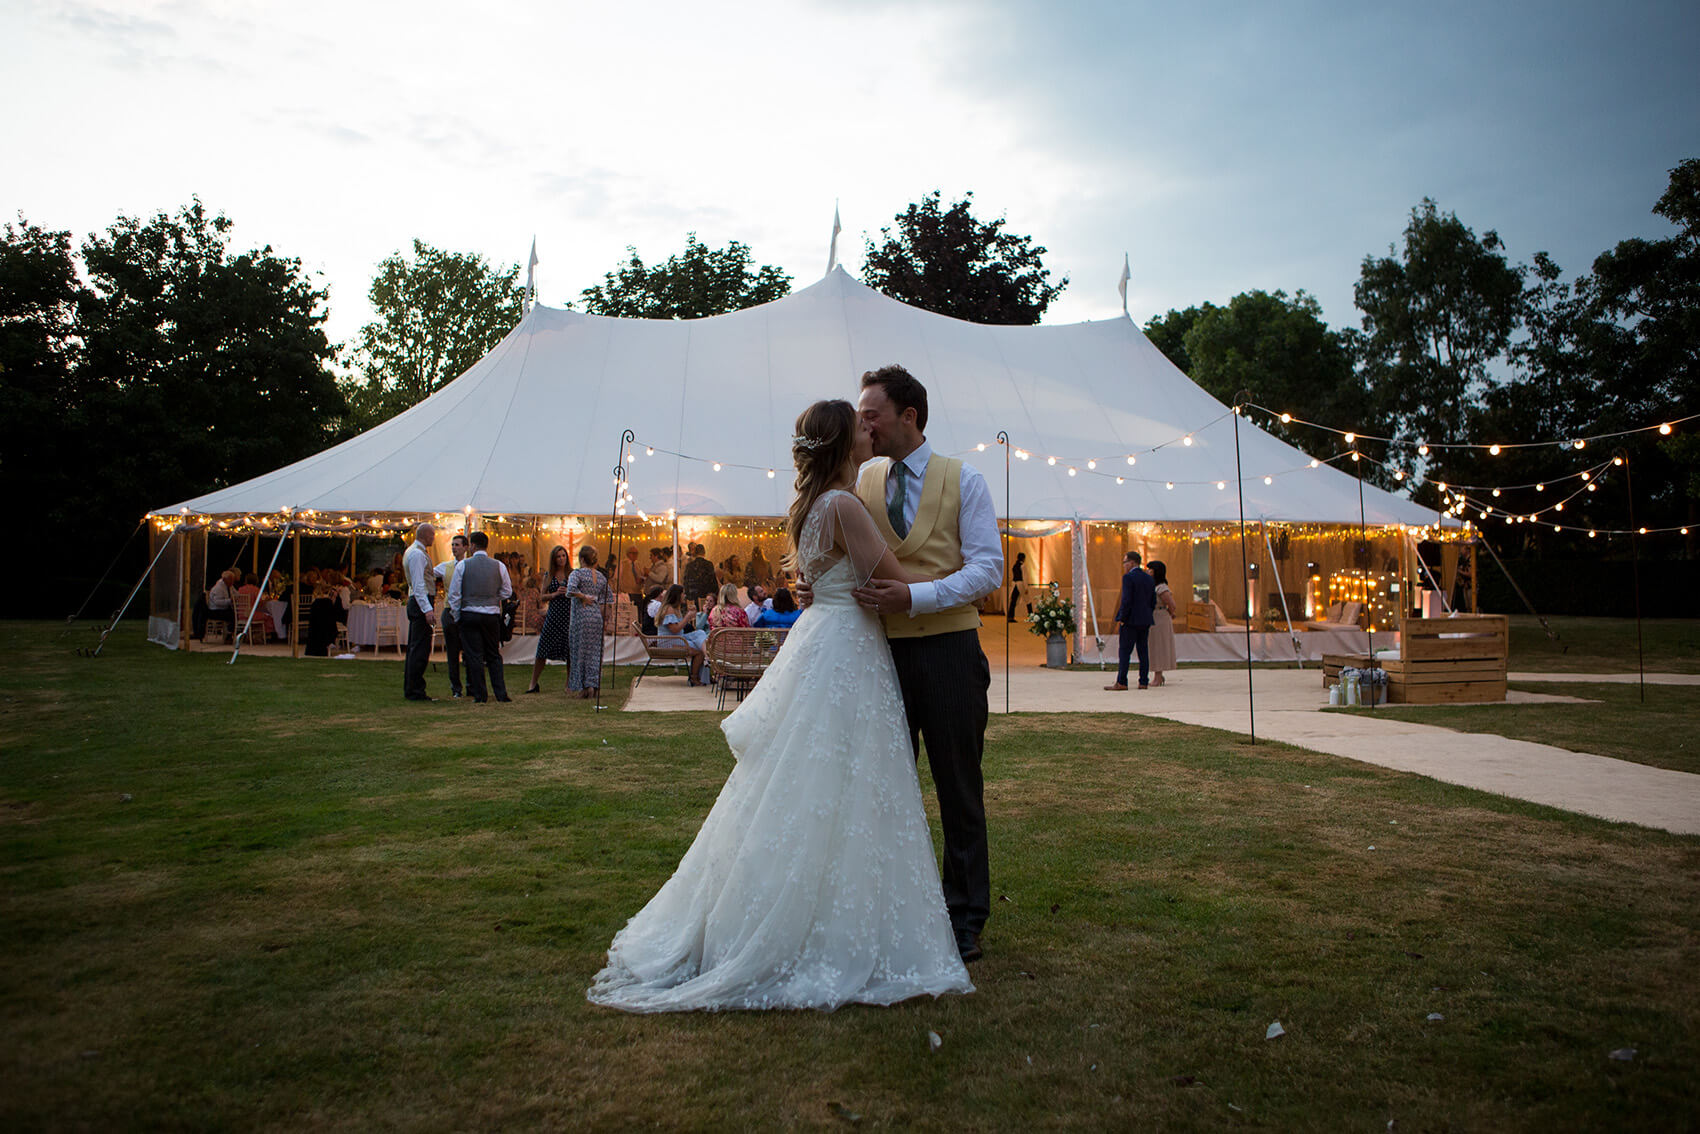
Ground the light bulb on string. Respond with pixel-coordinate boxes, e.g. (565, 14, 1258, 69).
(712, 462, 722, 472)
(1263, 475, 1273, 485)
(1418, 443, 1429, 456)
(1587, 483, 1597, 492)
(1115, 476, 1124, 484)
(1087, 460, 1096, 470)
(976, 442, 986, 451)
(1067, 467, 1077, 477)
(1183, 435, 1194, 446)
(1216, 481, 1226, 490)
(1536, 483, 1544, 492)
(1573, 439, 1585, 449)
(1280, 412, 1292, 423)
(1165, 481, 1174, 490)
(1309, 459, 1320, 468)
(1660, 423, 1673, 435)
(1492, 488, 1501, 497)
(766, 469, 775, 478)
(1489, 444, 1501, 455)
(1613, 456, 1624, 466)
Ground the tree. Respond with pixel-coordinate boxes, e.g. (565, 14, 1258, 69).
(862, 192, 1066, 324)
(1185, 290, 1376, 463)
(1354, 200, 1525, 450)
(578, 233, 791, 319)
(0, 218, 90, 540)
(345, 240, 525, 430)
(1142, 304, 1213, 377)
(78, 198, 344, 519)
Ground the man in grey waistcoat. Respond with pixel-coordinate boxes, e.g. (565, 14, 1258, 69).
(448, 530, 513, 703)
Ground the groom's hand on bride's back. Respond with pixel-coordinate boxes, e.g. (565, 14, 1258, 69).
(853, 578, 911, 614)
(795, 577, 813, 608)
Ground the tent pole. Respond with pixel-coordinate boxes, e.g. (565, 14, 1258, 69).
(228, 519, 292, 665)
(1617, 449, 1644, 703)
(600, 429, 634, 712)
(91, 525, 181, 657)
(181, 532, 194, 650)
(1356, 449, 1375, 709)
(998, 431, 1010, 713)
(291, 528, 301, 659)
(1231, 392, 1255, 743)
(1263, 526, 1301, 668)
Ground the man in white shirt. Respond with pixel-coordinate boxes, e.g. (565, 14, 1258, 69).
(401, 523, 438, 702)
(447, 530, 513, 703)
(743, 584, 771, 625)
(850, 365, 1001, 964)
(433, 532, 469, 698)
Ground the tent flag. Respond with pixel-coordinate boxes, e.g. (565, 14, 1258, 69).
(526, 237, 539, 305)
(1118, 253, 1131, 316)
(826, 203, 842, 276)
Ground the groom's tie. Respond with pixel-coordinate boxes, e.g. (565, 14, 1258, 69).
(887, 463, 909, 539)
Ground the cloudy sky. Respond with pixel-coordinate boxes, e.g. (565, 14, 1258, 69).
(4, 0, 1696, 350)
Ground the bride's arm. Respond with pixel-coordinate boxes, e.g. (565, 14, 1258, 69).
(832, 494, 935, 587)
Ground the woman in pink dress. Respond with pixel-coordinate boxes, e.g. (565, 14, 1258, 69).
(1148, 560, 1179, 686)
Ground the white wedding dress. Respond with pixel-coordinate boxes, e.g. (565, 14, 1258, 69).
(587, 490, 973, 1012)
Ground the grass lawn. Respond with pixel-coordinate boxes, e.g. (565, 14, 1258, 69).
(3, 621, 1699, 1130)
(1504, 615, 1700, 674)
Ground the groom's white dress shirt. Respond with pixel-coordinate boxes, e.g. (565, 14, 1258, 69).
(871, 438, 1003, 617)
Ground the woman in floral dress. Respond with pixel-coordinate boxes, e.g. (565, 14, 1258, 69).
(567, 546, 613, 697)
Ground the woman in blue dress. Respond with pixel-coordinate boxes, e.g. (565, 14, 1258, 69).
(566, 546, 612, 698)
(655, 583, 709, 686)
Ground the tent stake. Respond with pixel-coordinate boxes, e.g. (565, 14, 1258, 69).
(1231, 392, 1255, 744)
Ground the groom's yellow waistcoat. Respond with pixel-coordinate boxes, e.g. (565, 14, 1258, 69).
(856, 455, 982, 639)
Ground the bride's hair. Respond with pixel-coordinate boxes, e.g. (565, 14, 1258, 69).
(784, 399, 857, 572)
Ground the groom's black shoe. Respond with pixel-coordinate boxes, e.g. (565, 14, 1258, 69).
(956, 928, 983, 964)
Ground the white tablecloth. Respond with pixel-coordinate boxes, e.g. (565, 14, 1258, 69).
(346, 601, 411, 647)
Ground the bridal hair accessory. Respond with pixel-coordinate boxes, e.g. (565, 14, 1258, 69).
(792, 435, 827, 450)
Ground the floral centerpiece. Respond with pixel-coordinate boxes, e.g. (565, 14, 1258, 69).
(1026, 584, 1075, 639)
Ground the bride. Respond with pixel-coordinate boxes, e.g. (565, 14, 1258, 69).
(587, 399, 974, 1012)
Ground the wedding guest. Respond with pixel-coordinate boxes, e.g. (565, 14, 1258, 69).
(743, 584, 770, 625)
(526, 545, 573, 694)
(682, 542, 717, 606)
(753, 586, 801, 629)
(195, 568, 239, 641)
(744, 546, 774, 593)
(645, 548, 671, 594)
(716, 553, 741, 588)
(641, 585, 664, 636)
(1148, 560, 1179, 687)
(433, 532, 469, 698)
(402, 522, 438, 702)
(235, 572, 277, 638)
(567, 545, 612, 698)
(448, 531, 513, 703)
(1007, 552, 1030, 622)
(1106, 551, 1156, 692)
(708, 583, 749, 629)
(619, 547, 645, 609)
(656, 583, 709, 686)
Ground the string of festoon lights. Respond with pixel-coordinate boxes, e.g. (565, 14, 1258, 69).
(1232, 402, 1696, 538)
(1241, 403, 1699, 456)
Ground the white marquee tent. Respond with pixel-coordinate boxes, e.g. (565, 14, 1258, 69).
(158, 268, 1438, 528)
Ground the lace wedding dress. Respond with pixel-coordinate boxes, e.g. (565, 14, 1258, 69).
(587, 490, 973, 1012)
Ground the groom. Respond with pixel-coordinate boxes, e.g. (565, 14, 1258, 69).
(851, 365, 1003, 962)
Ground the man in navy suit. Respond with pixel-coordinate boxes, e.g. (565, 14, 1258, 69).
(1106, 550, 1156, 691)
